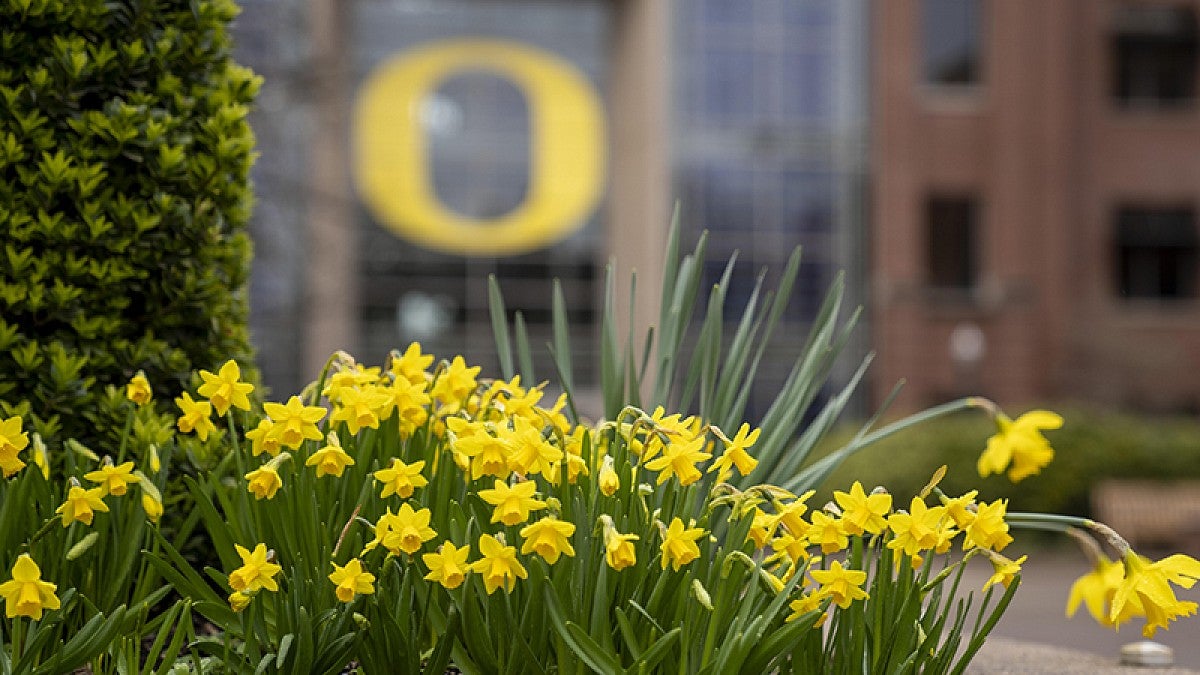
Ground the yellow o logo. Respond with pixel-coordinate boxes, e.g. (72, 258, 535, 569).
(354, 39, 606, 256)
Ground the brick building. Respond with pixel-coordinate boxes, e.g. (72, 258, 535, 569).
(872, 0, 1200, 412)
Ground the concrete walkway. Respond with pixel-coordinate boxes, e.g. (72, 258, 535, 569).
(960, 547, 1200, 671)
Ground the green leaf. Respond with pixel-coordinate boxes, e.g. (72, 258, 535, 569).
(488, 275, 514, 381)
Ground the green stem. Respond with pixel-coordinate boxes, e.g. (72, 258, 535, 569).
(116, 406, 133, 465)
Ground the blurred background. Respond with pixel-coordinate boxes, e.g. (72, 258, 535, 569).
(230, 0, 1200, 660)
(232, 0, 1200, 420)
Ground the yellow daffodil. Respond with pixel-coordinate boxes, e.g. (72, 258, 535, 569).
(708, 423, 760, 482)
(423, 542, 471, 589)
(263, 396, 327, 449)
(0, 415, 30, 477)
(940, 490, 979, 529)
(328, 558, 375, 602)
(503, 417, 562, 477)
(84, 460, 137, 496)
(833, 481, 892, 536)
(55, 485, 108, 526)
(0, 554, 59, 620)
(454, 432, 513, 481)
(330, 386, 390, 436)
(602, 524, 639, 571)
(769, 531, 811, 567)
(477, 479, 546, 526)
(142, 492, 163, 524)
(306, 433, 355, 478)
(660, 518, 705, 571)
(520, 516, 576, 564)
(374, 458, 428, 498)
(746, 507, 776, 549)
(887, 497, 950, 568)
(148, 444, 161, 474)
(977, 410, 1061, 482)
(228, 543, 281, 593)
(365, 503, 437, 555)
(810, 560, 869, 609)
(1111, 551, 1200, 637)
(1066, 556, 1125, 626)
(787, 589, 829, 624)
(961, 499, 1012, 552)
(174, 392, 215, 441)
(470, 534, 527, 594)
(378, 376, 431, 430)
(197, 360, 254, 417)
(807, 510, 849, 555)
(773, 490, 816, 538)
(30, 434, 48, 479)
(983, 553, 1026, 591)
(126, 372, 152, 406)
(245, 418, 283, 458)
(643, 435, 711, 486)
(598, 455, 620, 497)
(431, 356, 481, 404)
(228, 591, 252, 612)
(390, 342, 434, 385)
(245, 464, 283, 500)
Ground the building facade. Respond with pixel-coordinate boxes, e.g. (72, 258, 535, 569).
(873, 0, 1200, 412)
(234, 0, 871, 417)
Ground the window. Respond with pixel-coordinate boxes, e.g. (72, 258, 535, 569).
(1113, 4, 1198, 106)
(1116, 206, 1198, 299)
(922, 0, 982, 86)
(926, 195, 978, 291)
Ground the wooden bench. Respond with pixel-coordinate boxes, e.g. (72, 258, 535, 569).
(1090, 480, 1200, 552)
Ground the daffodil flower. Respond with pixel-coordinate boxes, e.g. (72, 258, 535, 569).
(810, 560, 869, 609)
(126, 372, 152, 406)
(659, 518, 705, 571)
(0, 554, 60, 620)
(263, 396, 326, 449)
(977, 410, 1061, 482)
(423, 542, 471, 589)
(477, 479, 546, 526)
(470, 534, 527, 594)
(834, 481, 891, 536)
(228, 543, 281, 594)
(175, 392, 215, 441)
(197, 359, 254, 417)
(374, 458, 427, 498)
(328, 558, 375, 602)
(520, 516, 576, 564)
(0, 415, 30, 477)
(56, 485, 109, 526)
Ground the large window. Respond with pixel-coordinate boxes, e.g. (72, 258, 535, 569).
(921, 0, 982, 86)
(1113, 4, 1198, 106)
(926, 195, 979, 291)
(1115, 206, 1198, 299)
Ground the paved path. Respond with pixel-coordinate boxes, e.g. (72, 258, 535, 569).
(960, 546, 1200, 670)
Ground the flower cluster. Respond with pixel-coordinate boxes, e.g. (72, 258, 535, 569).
(142, 346, 1198, 645)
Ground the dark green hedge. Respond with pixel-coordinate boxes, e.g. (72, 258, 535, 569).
(816, 407, 1200, 518)
(0, 0, 259, 454)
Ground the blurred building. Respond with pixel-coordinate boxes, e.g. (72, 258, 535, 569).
(873, 0, 1200, 413)
(234, 0, 870, 418)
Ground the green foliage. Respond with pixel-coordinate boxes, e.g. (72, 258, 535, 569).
(0, 0, 260, 454)
(818, 408, 1200, 516)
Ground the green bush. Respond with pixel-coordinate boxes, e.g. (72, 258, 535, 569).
(0, 0, 260, 455)
(817, 407, 1200, 517)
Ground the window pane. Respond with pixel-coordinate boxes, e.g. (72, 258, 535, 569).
(1116, 206, 1199, 299)
(922, 0, 982, 85)
(926, 196, 978, 290)
(1113, 5, 1198, 106)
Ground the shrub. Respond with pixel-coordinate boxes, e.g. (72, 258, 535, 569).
(0, 0, 260, 456)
